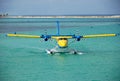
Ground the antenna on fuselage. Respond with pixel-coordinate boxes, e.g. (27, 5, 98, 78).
(56, 21, 60, 35)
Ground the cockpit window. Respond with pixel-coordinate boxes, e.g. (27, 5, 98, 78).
(59, 38, 67, 40)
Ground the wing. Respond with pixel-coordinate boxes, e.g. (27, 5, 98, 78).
(7, 34, 41, 38)
(7, 33, 118, 40)
(82, 34, 116, 38)
(7, 34, 73, 42)
(73, 33, 118, 41)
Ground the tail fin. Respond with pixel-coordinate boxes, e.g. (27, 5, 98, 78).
(56, 21, 60, 35)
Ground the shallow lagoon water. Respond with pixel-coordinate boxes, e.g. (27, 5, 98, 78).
(0, 18, 120, 81)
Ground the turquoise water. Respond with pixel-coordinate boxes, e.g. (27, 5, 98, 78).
(0, 18, 120, 81)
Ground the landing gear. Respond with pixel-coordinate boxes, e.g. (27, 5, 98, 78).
(49, 51, 54, 54)
(70, 50, 77, 54)
(73, 51, 77, 54)
(46, 49, 55, 55)
(46, 48, 79, 55)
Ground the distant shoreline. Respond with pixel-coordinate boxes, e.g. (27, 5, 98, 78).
(0, 15, 120, 18)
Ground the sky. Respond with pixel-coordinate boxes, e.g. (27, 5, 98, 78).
(0, 0, 120, 15)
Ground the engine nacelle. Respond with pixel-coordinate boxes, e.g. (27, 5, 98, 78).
(75, 36, 82, 41)
(76, 38, 80, 41)
(41, 35, 50, 41)
(44, 38, 48, 41)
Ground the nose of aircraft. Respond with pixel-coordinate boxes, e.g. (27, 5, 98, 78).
(57, 39, 68, 48)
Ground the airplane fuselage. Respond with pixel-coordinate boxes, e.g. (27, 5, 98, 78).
(56, 38, 68, 48)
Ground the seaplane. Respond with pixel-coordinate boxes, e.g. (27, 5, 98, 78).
(7, 21, 119, 54)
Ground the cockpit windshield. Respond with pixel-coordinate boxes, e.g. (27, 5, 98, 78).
(59, 38, 67, 40)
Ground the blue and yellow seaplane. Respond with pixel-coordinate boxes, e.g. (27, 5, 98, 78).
(7, 21, 119, 54)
